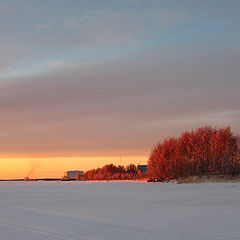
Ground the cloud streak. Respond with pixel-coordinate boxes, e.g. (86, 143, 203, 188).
(0, 1, 239, 158)
(0, 46, 239, 157)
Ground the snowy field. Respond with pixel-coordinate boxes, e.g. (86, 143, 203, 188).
(0, 181, 240, 240)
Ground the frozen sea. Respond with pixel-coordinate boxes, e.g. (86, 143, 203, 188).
(0, 181, 239, 240)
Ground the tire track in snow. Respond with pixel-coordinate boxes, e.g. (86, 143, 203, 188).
(13, 206, 113, 224)
(12, 206, 155, 234)
(0, 220, 91, 240)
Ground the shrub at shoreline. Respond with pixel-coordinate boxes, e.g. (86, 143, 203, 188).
(148, 126, 240, 180)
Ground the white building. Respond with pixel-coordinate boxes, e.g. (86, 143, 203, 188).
(64, 170, 84, 179)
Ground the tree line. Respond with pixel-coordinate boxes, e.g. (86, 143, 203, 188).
(81, 126, 239, 181)
(148, 126, 240, 179)
(83, 163, 146, 181)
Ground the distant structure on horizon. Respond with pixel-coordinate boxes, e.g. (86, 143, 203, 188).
(63, 170, 84, 180)
(137, 165, 147, 174)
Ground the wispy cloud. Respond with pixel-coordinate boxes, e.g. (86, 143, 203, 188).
(0, 1, 239, 158)
(49, 60, 94, 71)
(0, 46, 239, 157)
(35, 8, 187, 47)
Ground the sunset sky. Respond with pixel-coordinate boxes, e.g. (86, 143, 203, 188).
(0, 0, 240, 179)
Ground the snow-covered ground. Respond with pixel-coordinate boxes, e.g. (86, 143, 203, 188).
(0, 181, 239, 240)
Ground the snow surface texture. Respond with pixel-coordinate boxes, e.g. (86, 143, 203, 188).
(0, 181, 240, 240)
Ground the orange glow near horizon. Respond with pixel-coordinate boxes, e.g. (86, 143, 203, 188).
(0, 156, 148, 179)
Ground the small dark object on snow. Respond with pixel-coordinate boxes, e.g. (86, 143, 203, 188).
(147, 177, 166, 182)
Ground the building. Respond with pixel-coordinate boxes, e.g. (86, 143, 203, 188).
(64, 170, 84, 180)
(137, 165, 147, 173)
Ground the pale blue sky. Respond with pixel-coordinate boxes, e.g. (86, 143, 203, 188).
(1, 0, 239, 79)
(0, 0, 239, 157)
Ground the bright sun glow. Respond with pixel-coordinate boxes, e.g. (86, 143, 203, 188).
(0, 156, 147, 179)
